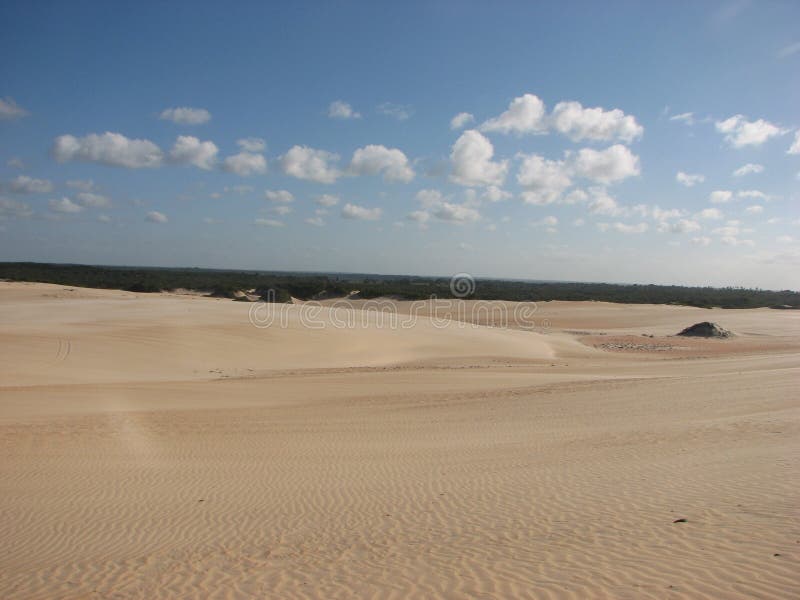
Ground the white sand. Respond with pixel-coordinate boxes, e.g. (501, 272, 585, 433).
(1, 282, 798, 598)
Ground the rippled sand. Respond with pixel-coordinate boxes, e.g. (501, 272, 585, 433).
(1, 282, 798, 599)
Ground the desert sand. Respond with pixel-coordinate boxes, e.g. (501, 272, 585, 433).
(1, 281, 798, 599)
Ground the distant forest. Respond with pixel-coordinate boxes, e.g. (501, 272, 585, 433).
(1, 262, 798, 309)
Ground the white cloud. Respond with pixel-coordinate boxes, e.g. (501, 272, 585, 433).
(573, 218, 585, 226)
(669, 112, 695, 125)
(254, 218, 284, 227)
(264, 189, 294, 203)
(416, 189, 445, 208)
(159, 107, 211, 125)
(433, 202, 480, 223)
(281, 145, 340, 183)
(449, 130, 508, 187)
(49, 197, 84, 213)
(53, 132, 163, 168)
(572, 144, 640, 183)
(480, 93, 547, 135)
(222, 152, 267, 176)
(745, 204, 764, 214)
(316, 194, 339, 207)
(341, 203, 382, 220)
(450, 112, 475, 130)
(271, 205, 292, 216)
(7, 157, 24, 169)
(305, 216, 326, 227)
(738, 189, 768, 200)
(482, 186, 511, 202)
(692, 236, 712, 246)
(733, 163, 764, 176)
(697, 207, 723, 220)
(709, 190, 734, 204)
(223, 184, 254, 195)
(169, 136, 218, 170)
(721, 236, 755, 247)
(97, 215, 111, 223)
(0, 97, 29, 120)
(9, 175, 53, 194)
(788, 131, 800, 154)
(676, 171, 704, 187)
(517, 154, 571, 205)
(377, 102, 413, 120)
(237, 137, 266, 152)
(550, 101, 643, 143)
(587, 188, 624, 216)
(77, 192, 111, 208)
(658, 219, 701, 234)
(328, 100, 361, 120)
(715, 114, 786, 148)
(407, 210, 430, 224)
(777, 235, 794, 244)
(146, 211, 168, 223)
(349, 145, 414, 183)
(607, 221, 648, 234)
(0, 198, 33, 218)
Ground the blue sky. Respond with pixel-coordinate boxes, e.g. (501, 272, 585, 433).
(1, 0, 798, 289)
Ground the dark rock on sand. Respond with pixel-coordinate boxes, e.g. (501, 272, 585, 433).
(677, 322, 732, 338)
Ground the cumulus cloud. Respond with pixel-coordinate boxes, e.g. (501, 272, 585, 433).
(341, 202, 382, 220)
(305, 216, 326, 227)
(53, 132, 163, 168)
(0, 198, 33, 218)
(709, 190, 733, 204)
(777, 42, 800, 59)
(480, 94, 547, 135)
(482, 186, 511, 202)
(328, 101, 361, 120)
(658, 219, 701, 234)
(254, 218, 284, 227)
(788, 131, 800, 154)
(733, 163, 764, 177)
(349, 145, 414, 183)
(738, 190, 768, 200)
(146, 211, 168, 223)
(715, 114, 786, 148)
(271, 205, 292, 216)
(517, 154, 571, 205)
(692, 236, 711, 246)
(237, 137, 266, 152)
(587, 188, 624, 216)
(281, 145, 340, 183)
(316, 194, 339, 207)
(159, 107, 211, 125)
(0, 97, 29, 120)
(169, 136, 218, 170)
(432, 202, 480, 223)
(572, 144, 640, 184)
(745, 204, 764, 214)
(697, 207, 723, 220)
(77, 192, 111, 208)
(49, 197, 84, 213)
(550, 101, 643, 143)
(7, 157, 24, 169)
(449, 130, 508, 187)
(599, 221, 648, 234)
(407, 210, 431, 224)
(676, 171, 704, 187)
(222, 151, 267, 176)
(377, 102, 413, 120)
(9, 175, 53, 194)
(450, 112, 475, 130)
(264, 189, 294, 203)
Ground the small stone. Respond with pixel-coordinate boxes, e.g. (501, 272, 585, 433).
(672, 518, 688, 523)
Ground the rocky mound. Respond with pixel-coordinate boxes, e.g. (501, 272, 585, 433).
(677, 322, 732, 338)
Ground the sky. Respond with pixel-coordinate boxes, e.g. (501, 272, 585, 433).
(1, 0, 799, 290)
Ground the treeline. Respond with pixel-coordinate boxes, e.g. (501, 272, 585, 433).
(1, 262, 798, 309)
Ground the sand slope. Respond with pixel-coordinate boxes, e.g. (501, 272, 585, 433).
(0, 282, 798, 599)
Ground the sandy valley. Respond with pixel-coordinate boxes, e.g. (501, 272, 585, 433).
(1, 282, 798, 599)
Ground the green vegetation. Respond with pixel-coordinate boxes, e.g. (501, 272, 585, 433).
(1, 262, 798, 309)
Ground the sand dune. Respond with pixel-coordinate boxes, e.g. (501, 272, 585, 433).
(0, 282, 798, 598)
